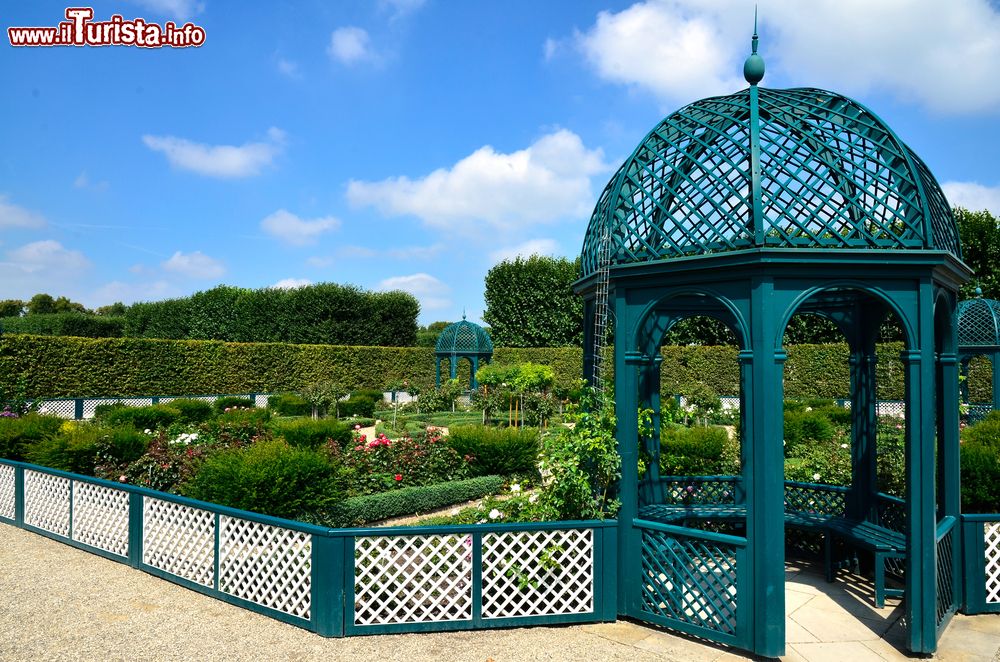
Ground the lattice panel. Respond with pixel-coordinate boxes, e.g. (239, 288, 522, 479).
(985, 522, 1000, 604)
(784, 484, 845, 517)
(142, 497, 215, 587)
(877, 494, 906, 534)
(0, 464, 15, 521)
(662, 478, 737, 505)
(958, 295, 1000, 347)
(23, 470, 70, 537)
(36, 399, 77, 419)
(253, 394, 269, 408)
(640, 528, 738, 635)
(354, 533, 472, 626)
(219, 516, 312, 619)
(482, 529, 593, 619)
(72, 482, 129, 557)
(936, 525, 956, 625)
(82, 398, 151, 419)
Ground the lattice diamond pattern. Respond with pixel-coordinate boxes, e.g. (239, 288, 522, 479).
(219, 516, 312, 619)
(143, 497, 215, 587)
(36, 399, 77, 419)
(784, 484, 845, 517)
(662, 478, 737, 505)
(82, 398, 151, 419)
(985, 522, 1000, 604)
(482, 529, 593, 619)
(72, 481, 129, 557)
(23, 470, 71, 537)
(936, 525, 956, 625)
(640, 528, 738, 635)
(354, 533, 472, 625)
(958, 298, 1000, 348)
(0, 464, 15, 520)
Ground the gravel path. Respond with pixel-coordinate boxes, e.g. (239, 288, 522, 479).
(0, 526, 682, 662)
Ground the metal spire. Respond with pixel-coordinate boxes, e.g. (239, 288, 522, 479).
(743, 7, 765, 85)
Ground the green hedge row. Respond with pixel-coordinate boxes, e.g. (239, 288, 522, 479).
(329, 475, 504, 526)
(1, 313, 125, 338)
(1, 335, 993, 401)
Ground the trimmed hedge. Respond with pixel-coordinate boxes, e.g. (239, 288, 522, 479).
(329, 475, 504, 526)
(270, 418, 352, 449)
(0, 313, 125, 338)
(0, 334, 973, 403)
(446, 425, 540, 477)
(268, 393, 311, 416)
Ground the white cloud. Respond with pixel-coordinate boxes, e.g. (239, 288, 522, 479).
(306, 256, 336, 268)
(276, 57, 301, 79)
(129, 0, 204, 21)
(379, 0, 425, 20)
(347, 129, 607, 232)
(0, 196, 47, 229)
(328, 27, 375, 65)
(260, 209, 340, 246)
(4, 240, 89, 273)
(573, 0, 1000, 114)
(490, 239, 562, 264)
(162, 250, 225, 279)
(379, 272, 450, 310)
(334, 243, 443, 260)
(142, 127, 285, 178)
(73, 171, 109, 191)
(271, 278, 313, 289)
(942, 181, 1000, 216)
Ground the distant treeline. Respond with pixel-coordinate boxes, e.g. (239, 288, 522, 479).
(0, 283, 419, 347)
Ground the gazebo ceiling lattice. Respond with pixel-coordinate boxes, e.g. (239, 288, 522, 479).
(580, 87, 962, 277)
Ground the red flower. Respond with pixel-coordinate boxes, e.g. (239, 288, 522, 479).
(394, 473, 402, 481)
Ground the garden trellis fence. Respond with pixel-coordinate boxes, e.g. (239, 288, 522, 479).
(0, 458, 617, 636)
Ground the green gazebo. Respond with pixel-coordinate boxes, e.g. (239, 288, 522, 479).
(958, 290, 1000, 419)
(574, 30, 972, 657)
(434, 315, 493, 390)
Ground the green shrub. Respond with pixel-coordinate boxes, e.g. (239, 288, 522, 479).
(102, 404, 181, 431)
(0, 414, 64, 460)
(328, 475, 504, 526)
(214, 396, 254, 413)
(167, 398, 214, 423)
(267, 393, 311, 417)
(783, 409, 836, 455)
(960, 442, 1000, 513)
(961, 411, 1000, 449)
(341, 430, 468, 494)
(181, 439, 348, 521)
(446, 425, 540, 477)
(93, 402, 129, 420)
(95, 425, 150, 467)
(271, 418, 351, 449)
(25, 423, 103, 474)
(339, 393, 378, 418)
(660, 425, 731, 476)
(200, 408, 272, 446)
(0, 312, 125, 338)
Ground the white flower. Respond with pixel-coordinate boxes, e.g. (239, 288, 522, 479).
(450, 508, 459, 516)
(510, 483, 521, 493)
(528, 493, 538, 504)
(189, 433, 198, 441)
(812, 473, 821, 481)
(805, 407, 812, 412)
(840, 443, 848, 449)
(144, 429, 152, 435)
(488, 508, 502, 520)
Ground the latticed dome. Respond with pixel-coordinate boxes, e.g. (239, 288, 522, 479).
(580, 87, 961, 277)
(435, 317, 493, 354)
(957, 296, 1000, 348)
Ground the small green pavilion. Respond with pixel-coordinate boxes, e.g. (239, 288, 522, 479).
(958, 289, 1000, 417)
(434, 315, 493, 390)
(574, 29, 972, 657)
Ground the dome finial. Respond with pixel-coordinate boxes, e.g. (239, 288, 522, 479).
(975, 285, 984, 298)
(462, 308, 467, 320)
(743, 6, 765, 85)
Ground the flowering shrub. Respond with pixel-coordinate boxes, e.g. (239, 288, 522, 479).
(121, 433, 208, 492)
(337, 427, 469, 495)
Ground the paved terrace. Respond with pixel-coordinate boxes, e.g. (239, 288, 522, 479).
(1, 526, 997, 661)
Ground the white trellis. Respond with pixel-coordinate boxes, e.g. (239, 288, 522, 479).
(481, 529, 594, 619)
(0, 464, 15, 520)
(354, 533, 473, 626)
(142, 497, 215, 587)
(72, 481, 130, 557)
(219, 516, 312, 619)
(23, 470, 71, 537)
(985, 522, 1000, 604)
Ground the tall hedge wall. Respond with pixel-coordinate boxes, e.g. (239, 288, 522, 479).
(1, 313, 125, 338)
(1, 335, 990, 401)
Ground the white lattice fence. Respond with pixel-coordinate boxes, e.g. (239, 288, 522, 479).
(23, 470, 71, 537)
(986, 522, 1000, 604)
(219, 516, 312, 619)
(0, 464, 15, 521)
(143, 497, 215, 587)
(82, 397, 152, 419)
(36, 399, 77, 419)
(482, 529, 594, 618)
(354, 533, 473, 626)
(72, 482, 130, 557)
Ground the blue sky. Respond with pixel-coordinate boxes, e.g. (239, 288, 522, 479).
(3, 0, 1000, 325)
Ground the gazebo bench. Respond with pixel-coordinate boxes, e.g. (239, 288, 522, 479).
(639, 503, 905, 607)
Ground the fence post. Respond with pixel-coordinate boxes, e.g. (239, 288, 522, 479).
(599, 524, 618, 621)
(151, 396, 159, 405)
(128, 492, 143, 569)
(312, 532, 345, 637)
(14, 466, 24, 526)
(74, 399, 84, 420)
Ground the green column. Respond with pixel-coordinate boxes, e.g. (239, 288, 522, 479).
(903, 299, 938, 653)
(939, 346, 963, 608)
(745, 277, 785, 658)
(993, 353, 1000, 411)
(449, 356, 457, 380)
(471, 356, 479, 390)
(614, 293, 640, 615)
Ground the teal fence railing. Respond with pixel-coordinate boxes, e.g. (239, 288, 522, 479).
(0, 459, 617, 636)
(961, 514, 1000, 615)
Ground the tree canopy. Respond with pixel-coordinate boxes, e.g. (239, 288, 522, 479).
(483, 255, 583, 347)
